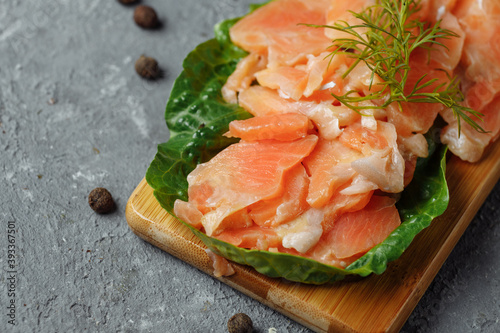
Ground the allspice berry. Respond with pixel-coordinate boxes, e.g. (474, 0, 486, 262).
(135, 55, 160, 79)
(227, 313, 253, 333)
(133, 5, 159, 29)
(88, 188, 116, 214)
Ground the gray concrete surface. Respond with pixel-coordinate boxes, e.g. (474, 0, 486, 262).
(0, 1, 498, 332)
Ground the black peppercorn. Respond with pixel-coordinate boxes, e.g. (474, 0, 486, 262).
(117, 0, 139, 5)
(227, 313, 253, 333)
(133, 5, 159, 29)
(135, 55, 160, 80)
(88, 188, 116, 214)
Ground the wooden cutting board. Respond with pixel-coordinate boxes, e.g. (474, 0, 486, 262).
(126, 140, 500, 333)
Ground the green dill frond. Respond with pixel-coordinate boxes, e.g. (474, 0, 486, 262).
(303, 0, 485, 134)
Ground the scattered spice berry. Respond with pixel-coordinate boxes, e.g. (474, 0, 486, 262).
(88, 187, 116, 214)
(117, 0, 139, 5)
(135, 55, 160, 80)
(133, 5, 159, 29)
(227, 313, 253, 333)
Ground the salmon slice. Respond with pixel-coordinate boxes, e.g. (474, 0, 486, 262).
(322, 190, 374, 234)
(464, 81, 499, 112)
(256, 66, 309, 101)
(340, 121, 405, 193)
(229, 0, 333, 67)
(304, 245, 364, 268)
(427, 0, 458, 21)
(303, 138, 362, 208)
(300, 86, 341, 104)
(398, 133, 429, 159)
(173, 200, 203, 229)
(383, 55, 449, 137)
(297, 103, 346, 140)
(215, 225, 282, 250)
(403, 156, 418, 187)
(248, 163, 309, 228)
(327, 195, 401, 259)
(434, 0, 500, 161)
(302, 52, 346, 97)
(340, 121, 388, 153)
(342, 61, 385, 96)
(176, 135, 318, 236)
(386, 99, 443, 138)
(325, 0, 375, 42)
(276, 208, 325, 253)
(454, 0, 500, 88)
(225, 113, 310, 142)
(239, 85, 360, 139)
(187, 182, 214, 215)
(441, 94, 500, 162)
(430, 12, 464, 71)
(255, 52, 348, 101)
(238, 86, 294, 117)
(222, 52, 267, 104)
(205, 249, 235, 277)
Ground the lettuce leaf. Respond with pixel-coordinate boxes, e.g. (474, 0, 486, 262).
(145, 7, 449, 284)
(146, 17, 251, 211)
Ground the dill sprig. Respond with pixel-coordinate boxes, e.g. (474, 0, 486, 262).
(306, 0, 485, 134)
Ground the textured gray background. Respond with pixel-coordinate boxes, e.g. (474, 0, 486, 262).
(0, 0, 498, 332)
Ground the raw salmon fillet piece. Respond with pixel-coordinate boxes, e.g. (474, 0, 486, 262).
(321, 190, 374, 234)
(248, 163, 310, 228)
(229, 0, 333, 67)
(303, 138, 360, 208)
(215, 226, 282, 250)
(438, 0, 500, 161)
(327, 195, 401, 259)
(174, 135, 318, 236)
(222, 53, 267, 104)
(340, 121, 405, 193)
(225, 113, 310, 142)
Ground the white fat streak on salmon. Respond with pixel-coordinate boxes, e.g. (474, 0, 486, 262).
(339, 174, 378, 195)
(342, 62, 384, 96)
(360, 109, 377, 131)
(398, 133, 429, 159)
(276, 208, 324, 253)
(350, 122, 405, 193)
(300, 104, 344, 140)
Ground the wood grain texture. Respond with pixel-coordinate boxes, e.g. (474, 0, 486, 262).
(126, 140, 500, 333)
